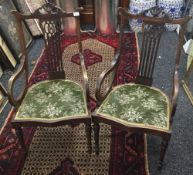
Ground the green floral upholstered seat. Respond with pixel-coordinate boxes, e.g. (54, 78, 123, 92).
(15, 80, 88, 121)
(96, 84, 170, 131)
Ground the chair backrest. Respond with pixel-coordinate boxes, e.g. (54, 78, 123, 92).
(12, 2, 83, 79)
(118, 7, 190, 86)
(137, 11, 165, 85)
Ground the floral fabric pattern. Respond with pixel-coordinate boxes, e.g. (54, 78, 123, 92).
(15, 80, 88, 120)
(97, 84, 170, 130)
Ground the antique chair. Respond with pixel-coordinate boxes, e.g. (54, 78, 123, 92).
(92, 7, 191, 169)
(7, 3, 92, 153)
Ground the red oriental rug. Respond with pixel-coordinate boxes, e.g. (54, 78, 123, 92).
(0, 33, 149, 175)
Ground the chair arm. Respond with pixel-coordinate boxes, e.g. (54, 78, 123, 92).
(79, 53, 90, 104)
(7, 58, 28, 107)
(170, 68, 179, 118)
(95, 53, 120, 104)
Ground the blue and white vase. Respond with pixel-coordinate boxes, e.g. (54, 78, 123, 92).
(158, 0, 184, 31)
(129, 0, 156, 32)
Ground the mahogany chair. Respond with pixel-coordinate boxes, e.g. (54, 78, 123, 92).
(8, 3, 92, 153)
(92, 7, 191, 169)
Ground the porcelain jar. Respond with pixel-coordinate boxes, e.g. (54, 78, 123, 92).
(158, 0, 184, 31)
(129, 0, 156, 32)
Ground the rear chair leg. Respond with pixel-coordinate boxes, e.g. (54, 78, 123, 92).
(85, 124, 92, 154)
(93, 122, 100, 155)
(158, 135, 171, 170)
(15, 127, 27, 153)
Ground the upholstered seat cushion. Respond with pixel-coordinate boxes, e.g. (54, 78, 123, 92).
(15, 80, 88, 121)
(96, 84, 170, 130)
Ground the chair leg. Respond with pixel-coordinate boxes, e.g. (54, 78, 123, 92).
(15, 127, 27, 153)
(158, 135, 171, 170)
(93, 122, 100, 155)
(85, 124, 92, 154)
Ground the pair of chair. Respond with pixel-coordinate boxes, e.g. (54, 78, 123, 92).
(8, 2, 191, 170)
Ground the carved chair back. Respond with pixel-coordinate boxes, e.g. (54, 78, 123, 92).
(137, 20, 165, 85)
(38, 5, 64, 79)
(118, 7, 189, 86)
(12, 2, 83, 79)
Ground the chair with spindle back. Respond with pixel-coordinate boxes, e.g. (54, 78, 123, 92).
(8, 2, 92, 153)
(92, 7, 191, 169)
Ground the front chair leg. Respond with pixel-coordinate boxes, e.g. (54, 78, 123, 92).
(15, 127, 27, 153)
(93, 122, 100, 155)
(85, 124, 92, 154)
(158, 135, 171, 170)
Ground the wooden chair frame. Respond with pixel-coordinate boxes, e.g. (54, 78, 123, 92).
(92, 7, 191, 169)
(7, 2, 92, 154)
